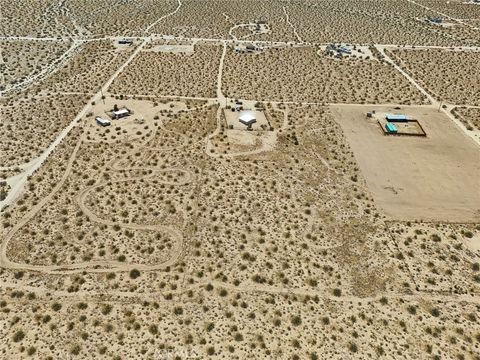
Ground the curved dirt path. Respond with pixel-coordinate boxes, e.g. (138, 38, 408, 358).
(283, 6, 303, 43)
(145, 0, 182, 33)
(1, 102, 198, 274)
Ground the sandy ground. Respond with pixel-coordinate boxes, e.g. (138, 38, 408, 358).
(1, 2, 480, 358)
(331, 105, 480, 222)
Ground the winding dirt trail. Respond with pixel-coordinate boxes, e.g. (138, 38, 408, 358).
(0, 102, 198, 275)
(283, 6, 303, 43)
(145, 0, 182, 33)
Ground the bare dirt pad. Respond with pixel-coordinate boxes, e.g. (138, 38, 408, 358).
(331, 105, 480, 222)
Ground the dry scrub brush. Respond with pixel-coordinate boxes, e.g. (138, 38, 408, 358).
(110, 45, 221, 98)
(389, 48, 480, 105)
(223, 46, 427, 104)
(0, 94, 89, 167)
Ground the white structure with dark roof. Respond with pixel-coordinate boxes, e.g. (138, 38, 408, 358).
(239, 111, 257, 126)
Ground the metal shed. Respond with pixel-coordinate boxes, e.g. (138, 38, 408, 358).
(386, 114, 408, 122)
(385, 123, 398, 133)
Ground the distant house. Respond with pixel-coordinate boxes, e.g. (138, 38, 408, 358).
(112, 108, 130, 119)
(118, 39, 133, 45)
(96, 116, 111, 127)
(338, 46, 352, 54)
(235, 44, 257, 53)
(239, 111, 257, 126)
(386, 114, 408, 122)
(427, 16, 443, 24)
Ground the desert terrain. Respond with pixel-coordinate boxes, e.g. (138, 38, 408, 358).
(0, 1, 479, 359)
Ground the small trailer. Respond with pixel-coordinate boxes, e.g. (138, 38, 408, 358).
(386, 114, 408, 122)
(96, 116, 111, 127)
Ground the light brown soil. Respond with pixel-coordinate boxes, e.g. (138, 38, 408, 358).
(332, 105, 480, 222)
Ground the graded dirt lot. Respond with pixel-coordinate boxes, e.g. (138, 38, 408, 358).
(332, 105, 480, 222)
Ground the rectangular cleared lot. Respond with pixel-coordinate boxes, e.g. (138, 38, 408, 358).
(331, 105, 480, 222)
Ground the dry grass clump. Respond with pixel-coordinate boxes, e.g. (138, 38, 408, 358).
(35, 41, 133, 94)
(110, 44, 221, 98)
(452, 107, 480, 131)
(152, 0, 296, 42)
(223, 46, 426, 104)
(0, 94, 88, 167)
(389, 48, 480, 105)
(0, 40, 70, 92)
(0, 181, 10, 202)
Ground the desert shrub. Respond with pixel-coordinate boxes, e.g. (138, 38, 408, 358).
(13, 330, 25, 342)
(148, 324, 158, 335)
(129, 269, 141, 279)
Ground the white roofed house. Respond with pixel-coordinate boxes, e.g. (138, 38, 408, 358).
(239, 110, 257, 126)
